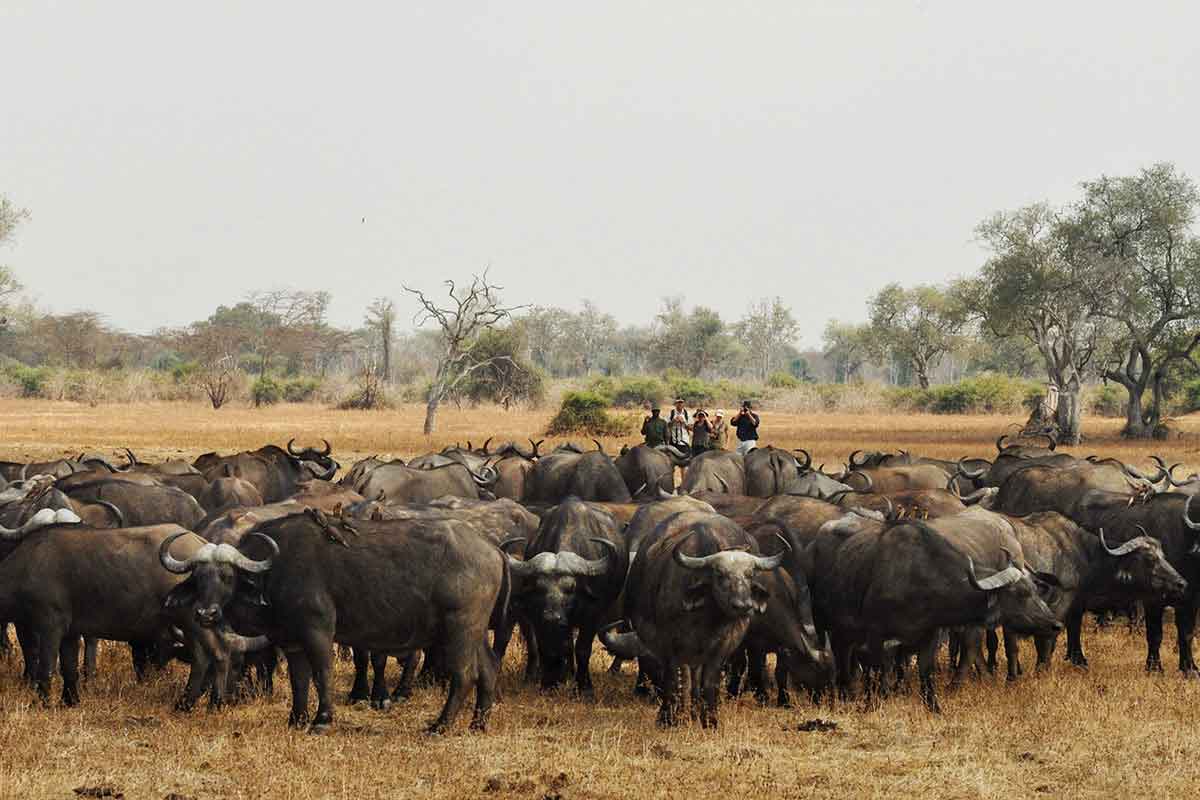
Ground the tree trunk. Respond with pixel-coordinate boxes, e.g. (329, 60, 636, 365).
(916, 369, 930, 390)
(1121, 386, 1152, 438)
(1055, 383, 1082, 445)
(423, 395, 440, 435)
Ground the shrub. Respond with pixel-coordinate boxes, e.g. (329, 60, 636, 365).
(1179, 379, 1200, 415)
(545, 391, 636, 436)
(1088, 384, 1126, 417)
(592, 376, 666, 408)
(5, 364, 49, 398)
(252, 376, 282, 407)
(767, 371, 801, 390)
(666, 376, 714, 407)
(337, 367, 392, 410)
(283, 377, 321, 403)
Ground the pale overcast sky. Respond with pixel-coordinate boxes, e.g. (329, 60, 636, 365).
(2, 1, 1198, 345)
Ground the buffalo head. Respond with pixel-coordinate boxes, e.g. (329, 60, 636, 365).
(673, 532, 787, 618)
(160, 530, 278, 627)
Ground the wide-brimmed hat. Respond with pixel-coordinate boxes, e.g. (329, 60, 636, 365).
(714, 409, 726, 417)
(673, 398, 685, 404)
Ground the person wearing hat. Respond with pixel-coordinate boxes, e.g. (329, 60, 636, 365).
(691, 409, 714, 456)
(730, 400, 760, 455)
(710, 409, 729, 450)
(667, 398, 691, 450)
(641, 404, 668, 448)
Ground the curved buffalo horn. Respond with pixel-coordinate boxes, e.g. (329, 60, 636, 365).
(317, 461, 339, 481)
(673, 533, 718, 570)
(848, 449, 866, 468)
(467, 440, 474, 452)
(1167, 463, 1196, 488)
(19, 463, 28, 482)
(158, 530, 197, 574)
(959, 488, 994, 506)
(82, 456, 121, 473)
(881, 496, 895, 519)
(233, 532, 279, 573)
(633, 482, 647, 498)
(592, 438, 605, 454)
(0, 507, 81, 540)
(287, 438, 301, 457)
(221, 630, 271, 654)
(531, 439, 544, 458)
(956, 457, 988, 480)
(124, 448, 140, 467)
(966, 551, 1022, 591)
(657, 486, 674, 501)
(1185, 494, 1200, 532)
(499, 536, 527, 555)
(559, 537, 619, 577)
(320, 439, 332, 457)
(752, 533, 791, 571)
(794, 449, 812, 471)
(599, 620, 653, 659)
(1099, 528, 1144, 557)
(850, 471, 873, 492)
(715, 473, 730, 493)
(996, 434, 1011, 452)
(94, 500, 124, 528)
(481, 437, 493, 455)
(470, 464, 498, 486)
(947, 475, 962, 497)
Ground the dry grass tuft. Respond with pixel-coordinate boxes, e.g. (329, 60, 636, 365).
(0, 400, 1198, 798)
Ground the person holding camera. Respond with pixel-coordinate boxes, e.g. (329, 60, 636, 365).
(690, 409, 714, 456)
(710, 409, 729, 450)
(729, 400, 760, 455)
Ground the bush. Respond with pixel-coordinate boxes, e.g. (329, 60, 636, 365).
(1088, 384, 1125, 417)
(283, 377, 321, 403)
(767, 371, 801, 390)
(1182, 379, 1200, 415)
(5, 364, 49, 398)
(252, 376, 282, 407)
(666, 376, 714, 406)
(545, 391, 636, 436)
(591, 376, 666, 408)
(880, 374, 1040, 414)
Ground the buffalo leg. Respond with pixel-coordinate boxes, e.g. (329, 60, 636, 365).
(349, 647, 370, 703)
(520, 619, 539, 682)
(16, 623, 38, 684)
(774, 654, 792, 707)
(33, 624, 63, 706)
(725, 647, 747, 698)
(950, 627, 982, 688)
(1144, 603, 1165, 673)
(1002, 629, 1022, 681)
(82, 638, 98, 683)
(492, 616, 515, 661)
(608, 657, 625, 675)
(391, 652, 420, 702)
(573, 626, 597, 695)
(471, 640, 499, 732)
(985, 628, 999, 674)
(370, 652, 391, 710)
(657, 660, 682, 727)
(59, 635, 81, 707)
(130, 641, 151, 682)
(917, 633, 941, 713)
(427, 623, 482, 734)
(305, 634, 335, 733)
(699, 660, 722, 729)
(176, 635, 214, 712)
(1065, 607, 1088, 668)
(1175, 601, 1198, 675)
(0, 621, 10, 658)
(1034, 634, 1055, 671)
(285, 649, 313, 728)
(746, 646, 770, 705)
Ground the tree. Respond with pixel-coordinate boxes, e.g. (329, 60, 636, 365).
(403, 272, 526, 434)
(964, 203, 1109, 443)
(246, 289, 332, 375)
(651, 298, 734, 375)
(734, 298, 799, 381)
(822, 320, 871, 383)
(364, 298, 397, 383)
(866, 284, 964, 389)
(173, 321, 245, 409)
(0, 195, 30, 247)
(1078, 164, 1200, 437)
(458, 325, 545, 408)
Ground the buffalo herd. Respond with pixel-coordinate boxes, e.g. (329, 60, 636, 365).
(0, 434, 1198, 732)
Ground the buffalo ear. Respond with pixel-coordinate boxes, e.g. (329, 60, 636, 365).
(163, 582, 196, 610)
(683, 579, 709, 611)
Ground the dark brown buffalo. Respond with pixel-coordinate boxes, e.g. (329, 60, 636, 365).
(827, 488, 980, 519)
(810, 508, 1060, 711)
(63, 479, 205, 530)
(615, 444, 684, 499)
(356, 461, 490, 504)
(994, 462, 1152, 518)
(679, 450, 745, 495)
(611, 510, 785, 727)
(996, 512, 1186, 676)
(162, 512, 509, 734)
(0, 521, 260, 707)
(504, 497, 626, 692)
(528, 448, 632, 504)
(843, 463, 953, 493)
(194, 441, 338, 503)
(744, 446, 810, 497)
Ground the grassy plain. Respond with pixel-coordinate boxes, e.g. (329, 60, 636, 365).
(0, 400, 1198, 799)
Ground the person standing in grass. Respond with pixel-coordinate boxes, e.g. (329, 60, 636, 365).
(641, 405, 668, 447)
(729, 400, 760, 455)
(667, 398, 691, 451)
(709, 409, 729, 450)
(690, 409, 714, 456)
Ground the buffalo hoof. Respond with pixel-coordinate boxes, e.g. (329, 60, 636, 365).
(753, 691, 769, 706)
(287, 712, 309, 729)
(469, 712, 490, 732)
(62, 689, 81, 707)
(390, 688, 414, 703)
(1179, 667, 1200, 679)
(1006, 673, 1018, 684)
(633, 684, 652, 698)
(347, 690, 370, 704)
(425, 720, 449, 736)
(370, 698, 392, 711)
(308, 722, 331, 735)
(1146, 658, 1164, 673)
(173, 697, 196, 713)
(1069, 655, 1089, 670)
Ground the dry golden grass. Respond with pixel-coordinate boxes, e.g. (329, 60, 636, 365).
(1, 400, 1199, 799)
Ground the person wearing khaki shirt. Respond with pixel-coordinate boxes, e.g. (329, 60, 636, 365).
(709, 409, 729, 450)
